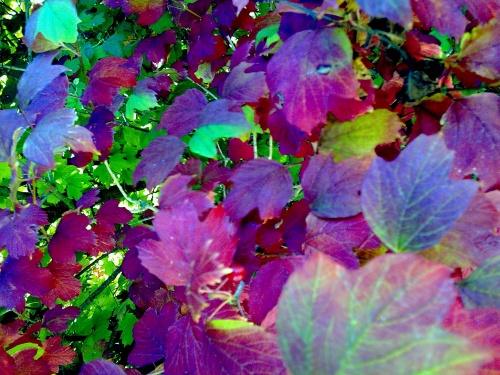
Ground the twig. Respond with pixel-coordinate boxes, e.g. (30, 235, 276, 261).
(79, 267, 122, 310)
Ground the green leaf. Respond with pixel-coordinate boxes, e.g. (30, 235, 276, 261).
(458, 255, 500, 309)
(35, 0, 81, 45)
(126, 91, 159, 120)
(189, 124, 250, 158)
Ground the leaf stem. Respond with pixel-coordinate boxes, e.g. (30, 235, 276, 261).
(79, 266, 122, 311)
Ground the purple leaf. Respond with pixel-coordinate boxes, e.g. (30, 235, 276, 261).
(224, 159, 293, 222)
(17, 51, 68, 110)
(24, 75, 69, 123)
(134, 30, 176, 68)
(266, 109, 306, 155)
(222, 62, 268, 104)
(302, 154, 370, 218)
(277, 252, 490, 374)
(458, 255, 500, 309)
(0, 110, 28, 162)
(158, 89, 207, 137)
(76, 189, 100, 209)
(0, 205, 48, 258)
(158, 174, 213, 215)
(122, 225, 159, 280)
(23, 108, 99, 168)
(267, 28, 368, 134)
(79, 359, 126, 375)
(132, 135, 186, 190)
(128, 304, 178, 366)
(357, 0, 412, 28)
(361, 134, 477, 252)
(95, 200, 133, 233)
(0, 251, 53, 311)
(42, 305, 80, 333)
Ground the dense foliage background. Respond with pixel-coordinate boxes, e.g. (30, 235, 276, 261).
(0, 0, 499, 374)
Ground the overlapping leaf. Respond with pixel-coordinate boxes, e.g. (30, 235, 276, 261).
(23, 109, 99, 168)
(103, 0, 166, 26)
(79, 358, 126, 375)
(410, 0, 466, 40)
(267, 27, 369, 134)
(277, 252, 491, 374)
(42, 305, 80, 333)
(320, 109, 404, 162)
(138, 203, 237, 320)
(361, 134, 477, 252)
(224, 159, 293, 222)
(442, 93, 500, 191)
(457, 256, 500, 309)
(356, 0, 412, 28)
(0, 110, 27, 162)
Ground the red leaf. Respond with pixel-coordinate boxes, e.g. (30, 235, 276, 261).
(442, 93, 500, 191)
(42, 305, 80, 333)
(0, 205, 48, 258)
(0, 348, 15, 375)
(138, 204, 237, 320)
(224, 159, 293, 222)
(95, 200, 133, 233)
(267, 27, 369, 134)
(460, 0, 500, 23)
(40, 262, 82, 307)
(0, 320, 25, 347)
(104, 0, 166, 25)
(81, 57, 137, 106)
(12, 348, 51, 375)
(41, 336, 76, 373)
(132, 135, 186, 190)
(302, 154, 370, 219)
(48, 212, 96, 263)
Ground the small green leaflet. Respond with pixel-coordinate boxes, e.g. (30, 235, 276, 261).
(35, 0, 81, 45)
(189, 124, 250, 158)
(126, 91, 159, 120)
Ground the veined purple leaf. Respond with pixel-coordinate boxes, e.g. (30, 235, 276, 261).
(0, 205, 48, 259)
(158, 174, 213, 215)
(42, 305, 80, 333)
(79, 359, 126, 375)
(277, 252, 491, 374)
(458, 255, 500, 309)
(0, 110, 28, 162)
(222, 62, 268, 104)
(128, 304, 178, 366)
(361, 134, 477, 252)
(267, 27, 369, 134)
(76, 188, 100, 209)
(23, 108, 99, 168)
(224, 159, 293, 222)
(17, 51, 68, 110)
(24, 75, 69, 123)
(302, 154, 370, 219)
(132, 135, 186, 190)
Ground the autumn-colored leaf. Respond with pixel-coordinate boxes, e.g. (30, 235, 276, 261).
(410, 0, 466, 40)
(277, 252, 491, 374)
(357, 0, 412, 28)
(361, 134, 477, 252)
(79, 358, 126, 375)
(104, 0, 166, 26)
(41, 336, 77, 373)
(42, 305, 80, 333)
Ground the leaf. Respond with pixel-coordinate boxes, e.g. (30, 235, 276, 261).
(420, 192, 500, 268)
(158, 174, 214, 215)
(138, 204, 237, 321)
(158, 88, 208, 138)
(94, 200, 133, 233)
(222, 62, 268, 104)
(79, 358, 126, 375)
(125, 80, 159, 120)
(410, 0, 466, 40)
(303, 213, 380, 269)
(81, 57, 137, 106)
(0, 251, 54, 311)
(456, 19, 500, 82)
(457, 256, 500, 309)
(188, 99, 252, 158)
(103, 0, 166, 26)
(459, 0, 500, 23)
(302, 154, 370, 219)
(40, 262, 82, 307)
(41, 336, 77, 373)
(320, 109, 404, 162)
(128, 304, 177, 366)
(224, 159, 293, 222)
(23, 108, 99, 168)
(277, 252, 492, 375)
(76, 188, 100, 209)
(24, 0, 80, 52)
(356, 0, 412, 28)
(42, 305, 80, 333)
(267, 27, 369, 134)
(164, 315, 286, 374)
(360, 134, 477, 252)
(0, 110, 27, 162)
(0, 205, 48, 258)
(134, 30, 176, 68)
(442, 94, 500, 191)
(132, 135, 186, 190)
(17, 51, 68, 110)
(48, 212, 97, 263)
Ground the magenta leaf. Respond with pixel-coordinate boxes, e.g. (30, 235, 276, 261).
(0, 205, 48, 258)
(411, 0, 466, 40)
(95, 200, 133, 233)
(164, 315, 286, 374)
(23, 108, 99, 168)
(138, 204, 237, 321)
(457, 255, 500, 309)
(132, 135, 186, 190)
(224, 159, 293, 222)
(267, 27, 368, 134)
(158, 174, 213, 215)
(248, 257, 304, 325)
(42, 305, 80, 333)
(81, 57, 137, 106)
(79, 358, 126, 375)
(158, 88, 208, 137)
(17, 51, 68, 110)
(360, 134, 477, 252)
(222, 62, 268, 104)
(48, 212, 96, 263)
(303, 213, 380, 269)
(302, 154, 370, 219)
(356, 0, 412, 27)
(103, 0, 166, 26)
(277, 252, 491, 374)
(128, 304, 178, 366)
(0, 251, 53, 311)
(40, 262, 82, 307)
(442, 93, 500, 191)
